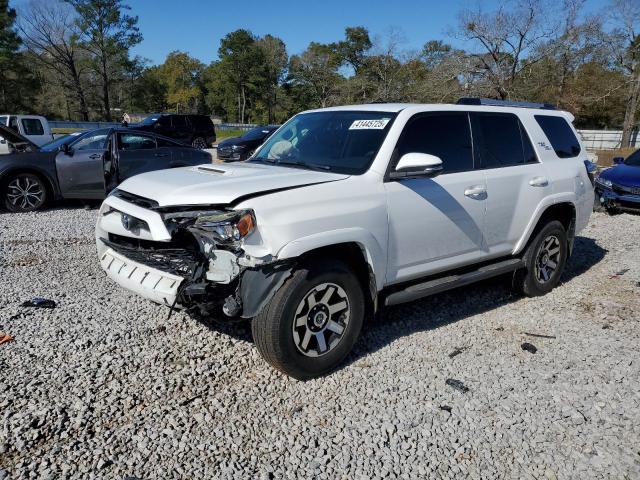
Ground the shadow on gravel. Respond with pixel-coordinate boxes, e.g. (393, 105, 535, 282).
(189, 235, 608, 373)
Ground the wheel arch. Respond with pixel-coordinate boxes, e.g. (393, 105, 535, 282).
(514, 200, 576, 256)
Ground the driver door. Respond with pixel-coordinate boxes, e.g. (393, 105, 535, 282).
(384, 112, 487, 284)
(55, 129, 111, 199)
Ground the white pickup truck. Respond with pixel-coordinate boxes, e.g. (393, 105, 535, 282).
(0, 115, 53, 154)
(96, 98, 595, 379)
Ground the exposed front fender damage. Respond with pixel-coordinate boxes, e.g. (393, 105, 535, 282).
(235, 261, 295, 318)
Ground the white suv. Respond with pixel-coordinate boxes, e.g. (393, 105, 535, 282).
(96, 99, 595, 379)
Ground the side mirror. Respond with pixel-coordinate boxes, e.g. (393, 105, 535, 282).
(613, 156, 624, 165)
(390, 153, 443, 179)
(62, 143, 72, 155)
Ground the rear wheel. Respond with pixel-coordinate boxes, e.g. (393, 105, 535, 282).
(192, 137, 207, 149)
(513, 220, 568, 296)
(251, 260, 365, 380)
(3, 173, 48, 212)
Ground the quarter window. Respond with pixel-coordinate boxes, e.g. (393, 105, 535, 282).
(119, 133, 156, 150)
(470, 113, 537, 168)
(21, 118, 45, 136)
(534, 115, 581, 158)
(396, 112, 473, 173)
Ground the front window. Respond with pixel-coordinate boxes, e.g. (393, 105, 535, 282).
(0, 116, 7, 126)
(21, 118, 44, 136)
(251, 111, 397, 174)
(71, 129, 110, 151)
(40, 132, 82, 152)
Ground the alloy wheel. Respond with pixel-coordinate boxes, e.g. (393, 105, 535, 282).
(292, 282, 350, 357)
(534, 235, 561, 284)
(6, 175, 45, 211)
(192, 137, 207, 149)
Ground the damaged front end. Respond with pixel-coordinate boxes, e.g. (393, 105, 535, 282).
(99, 204, 293, 320)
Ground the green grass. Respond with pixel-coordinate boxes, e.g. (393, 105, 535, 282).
(215, 129, 244, 142)
(52, 127, 86, 134)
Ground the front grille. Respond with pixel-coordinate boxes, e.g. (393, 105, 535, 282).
(102, 234, 201, 277)
(612, 183, 640, 196)
(110, 189, 159, 209)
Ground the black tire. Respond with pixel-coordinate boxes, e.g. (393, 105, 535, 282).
(513, 220, 568, 297)
(3, 173, 48, 212)
(192, 137, 207, 149)
(251, 259, 365, 380)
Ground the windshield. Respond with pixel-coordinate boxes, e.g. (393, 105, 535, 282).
(242, 127, 274, 141)
(625, 150, 640, 167)
(40, 132, 83, 152)
(250, 111, 396, 174)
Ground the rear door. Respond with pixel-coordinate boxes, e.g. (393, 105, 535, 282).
(116, 132, 172, 181)
(470, 112, 550, 256)
(55, 129, 110, 198)
(171, 115, 192, 144)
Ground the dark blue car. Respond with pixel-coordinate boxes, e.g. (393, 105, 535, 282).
(595, 150, 640, 214)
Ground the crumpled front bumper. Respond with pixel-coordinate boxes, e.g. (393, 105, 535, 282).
(596, 187, 640, 212)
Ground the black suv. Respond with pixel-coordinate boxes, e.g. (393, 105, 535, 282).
(130, 114, 216, 149)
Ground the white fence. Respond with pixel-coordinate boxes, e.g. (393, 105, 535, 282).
(577, 129, 639, 150)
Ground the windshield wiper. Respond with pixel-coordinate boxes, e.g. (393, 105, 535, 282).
(276, 159, 332, 171)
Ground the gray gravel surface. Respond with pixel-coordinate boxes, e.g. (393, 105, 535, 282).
(1, 207, 639, 479)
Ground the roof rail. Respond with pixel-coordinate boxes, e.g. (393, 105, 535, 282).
(456, 97, 556, 110)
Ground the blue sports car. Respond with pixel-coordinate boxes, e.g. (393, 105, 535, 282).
(595, 149, 640, 214)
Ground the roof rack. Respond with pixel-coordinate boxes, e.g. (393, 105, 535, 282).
(456, 97, 556, 110)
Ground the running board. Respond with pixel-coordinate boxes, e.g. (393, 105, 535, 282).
(384, 258, 524, 307)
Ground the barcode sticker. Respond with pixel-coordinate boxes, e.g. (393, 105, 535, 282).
(349, 119, 390, 130)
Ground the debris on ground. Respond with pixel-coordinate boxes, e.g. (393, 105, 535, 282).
(20, 298, 56, 309)
(445, 378, 469, 393)
(602, 324, 612, 330)
(609, 268, 629, 279)
(521, 342, 538, 354)
(448, 346, 468, 358)
(0, 333, 14, 345)
(439, 405, 452, 413)
(495, 326, 504, 331)
(523, 332, 556, 339)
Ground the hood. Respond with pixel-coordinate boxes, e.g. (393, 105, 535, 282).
(117, 161, 349, 206)
(600, 164, 640, 186)
(217, 136, 243, 147)
(0, 125, 39, 151)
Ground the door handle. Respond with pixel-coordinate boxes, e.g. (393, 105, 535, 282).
(529, 176, 549, 187)
(154, 153, 169, 157)
(464, 185, 486, 197)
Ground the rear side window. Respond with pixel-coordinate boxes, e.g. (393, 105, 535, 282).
(158, 116, 171, 128)
(396, 112, 473, 173)
(119, 133, 156, 150)
(21, 118, 44, 136)
(471, 113, 537, 168)
(171, 115, 188, 127)
(190, 115, 212, 129)
(534, 115, 581, 158)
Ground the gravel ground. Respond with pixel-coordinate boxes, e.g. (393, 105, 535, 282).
(0, 207, 639, 479)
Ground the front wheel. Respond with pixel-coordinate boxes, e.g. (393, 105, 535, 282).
(513, 220, 568, 297)
(251, 260, 365, 380)
(3, 173, 48, 212)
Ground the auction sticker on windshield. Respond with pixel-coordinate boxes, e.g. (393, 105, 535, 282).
(349, 118, 390, 130)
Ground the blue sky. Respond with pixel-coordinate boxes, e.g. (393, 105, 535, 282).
(14, 0, 611, 65)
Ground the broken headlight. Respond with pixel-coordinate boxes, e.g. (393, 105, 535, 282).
(192, 209, 256, 244)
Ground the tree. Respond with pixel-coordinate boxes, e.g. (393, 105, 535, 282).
(335, 26, 372, 75)
(155, 51, 204, 113)
(608, 0, 640, 147)
(218, 29, 264, 123)
(288, 42, 342, 108)
(66, 0, 142, 121)
(256, 34, 287, 123)
(0, 0, 23, 111)
(456, 0, 561, 99)
(18, 0, 91, 120)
